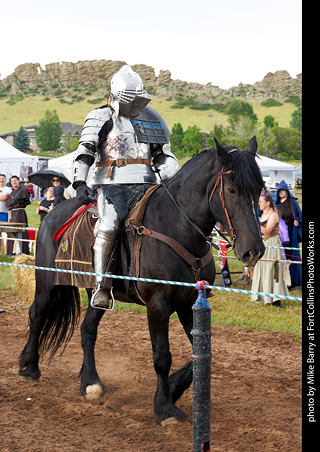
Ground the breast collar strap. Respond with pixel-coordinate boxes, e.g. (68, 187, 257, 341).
(209, 167, 237, 250)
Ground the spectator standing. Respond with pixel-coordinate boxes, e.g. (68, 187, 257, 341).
(251, 193, 289, 307)
(5, 176, 31, 255)
(51, 176, 70, 200)
(0, 174, 12, 254)
(0, 174, 11, 221)
(36, 187, 54, 221)
(276, 180, 302, 289)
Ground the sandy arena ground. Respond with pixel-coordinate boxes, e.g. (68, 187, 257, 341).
(0, 292, 301, 452)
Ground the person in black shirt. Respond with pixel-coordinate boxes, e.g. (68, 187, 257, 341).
(36, 187, 54, 221)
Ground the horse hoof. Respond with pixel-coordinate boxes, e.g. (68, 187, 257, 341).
(19, 375, 40, 384)
(85, 383, 104, 401)
(160, 417, 179, 427)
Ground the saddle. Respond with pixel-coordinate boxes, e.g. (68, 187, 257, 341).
(53, 186, 159, 288)
(53, 184, 213, 288)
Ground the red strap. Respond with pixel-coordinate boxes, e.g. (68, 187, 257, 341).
(52, 201, 97, 241)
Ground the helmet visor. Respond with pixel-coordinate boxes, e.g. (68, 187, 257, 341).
(119, 91, 151, 117)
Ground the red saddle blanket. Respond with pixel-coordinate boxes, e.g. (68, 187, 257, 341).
(53, 205, 97, 288)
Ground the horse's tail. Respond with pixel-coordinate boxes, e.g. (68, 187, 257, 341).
(39, 285, 81, 360)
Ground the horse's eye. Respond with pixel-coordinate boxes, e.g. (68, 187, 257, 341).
(228, 188, 236, 194)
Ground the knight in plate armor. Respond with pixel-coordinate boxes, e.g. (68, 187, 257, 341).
(72, 65, 180, 309)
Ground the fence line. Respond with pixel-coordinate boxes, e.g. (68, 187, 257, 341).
(0, 261, 302, 302)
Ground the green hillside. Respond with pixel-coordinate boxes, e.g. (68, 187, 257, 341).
(0, 95, 297, 135)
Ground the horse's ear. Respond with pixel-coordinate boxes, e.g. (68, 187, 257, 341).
(247, 136, 258, 155)
(215, 138, 230, 165)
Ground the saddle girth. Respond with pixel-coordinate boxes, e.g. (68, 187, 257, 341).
(128, 223, 213, 282)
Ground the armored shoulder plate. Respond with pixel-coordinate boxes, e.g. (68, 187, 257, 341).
(80, 107, 113, 145)
(130, 105, 170, 145)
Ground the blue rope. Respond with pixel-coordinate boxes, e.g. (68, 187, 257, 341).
(0, 261, 302, 302)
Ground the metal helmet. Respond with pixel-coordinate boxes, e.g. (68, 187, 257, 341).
(110, 65, 151, 117)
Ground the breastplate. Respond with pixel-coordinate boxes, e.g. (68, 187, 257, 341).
(93, 116, 158, 185)
(99, 116, 150, 161)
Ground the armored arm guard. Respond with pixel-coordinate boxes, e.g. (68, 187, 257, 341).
(72, 107, 114, 186)
(152, 144, 180, 181)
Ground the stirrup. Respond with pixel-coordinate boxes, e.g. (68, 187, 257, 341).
(90, 284, 115, 311)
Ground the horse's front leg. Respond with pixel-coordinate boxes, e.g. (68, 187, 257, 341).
(79, 293, 106, 400)
(147, 299, 188, 425)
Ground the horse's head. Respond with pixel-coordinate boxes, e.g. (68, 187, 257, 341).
(209, 137, 265, 267)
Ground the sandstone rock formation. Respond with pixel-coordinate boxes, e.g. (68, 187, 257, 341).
(0, 60, 301, 101)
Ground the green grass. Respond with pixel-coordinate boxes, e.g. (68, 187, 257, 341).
(0, 94, 297, 135)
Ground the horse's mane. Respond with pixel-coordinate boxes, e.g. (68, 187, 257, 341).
(174, 147, 265, 199)
(225, 146, 265, 198)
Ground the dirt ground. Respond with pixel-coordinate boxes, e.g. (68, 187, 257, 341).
(0, 292, 301, 452)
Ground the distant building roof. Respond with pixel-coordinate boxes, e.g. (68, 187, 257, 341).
(60, 122, 82, 135)
(0, 123, 82, 138)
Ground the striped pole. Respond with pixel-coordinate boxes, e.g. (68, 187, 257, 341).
(192, 281, 212, 452)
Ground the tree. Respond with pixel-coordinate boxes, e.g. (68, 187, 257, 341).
(263, 115, 278, 129)
(36, 109, 62, 152)
(207, 123, 227, 147)
(270, 127, 302, 160)
(14, 126, 30, 153)
(61, 132, 79, 153)
(181, 125, 203, 155)
(227, 100, 258, 125)
(226, 117, 260, 151)
(290, 106, 302, 132)
(170, 122, 184, 154)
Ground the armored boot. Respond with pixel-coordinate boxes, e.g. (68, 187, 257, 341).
(91, 283, 114, 309)
(90, 197, 119, 309)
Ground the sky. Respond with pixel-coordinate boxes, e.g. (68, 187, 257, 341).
(0, 0, 302, 89)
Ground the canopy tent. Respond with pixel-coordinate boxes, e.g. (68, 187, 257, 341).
(256, 155, 295, 189)
(0, 138, 39, 180)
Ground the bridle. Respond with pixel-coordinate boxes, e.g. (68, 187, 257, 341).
(209, 166, 237, 251)
(159, 162, 237, 253)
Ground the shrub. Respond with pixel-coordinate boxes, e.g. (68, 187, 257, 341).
(261, 98, 283, 107)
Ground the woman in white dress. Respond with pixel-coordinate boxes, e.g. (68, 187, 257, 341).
(251, 193, 289, 308)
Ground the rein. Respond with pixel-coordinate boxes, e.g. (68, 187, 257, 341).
(160, 166, 238, 253)
(209, 167, 237, 250)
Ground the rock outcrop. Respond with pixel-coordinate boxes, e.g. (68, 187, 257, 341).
(0, 60, 302, 100)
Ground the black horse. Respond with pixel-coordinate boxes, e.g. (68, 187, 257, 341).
(19, 137, 265, 425)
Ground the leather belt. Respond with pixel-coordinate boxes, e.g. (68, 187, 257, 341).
(95, 158, 152, 178)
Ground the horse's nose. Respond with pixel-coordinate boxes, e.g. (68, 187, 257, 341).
(241, 249, 264, 267)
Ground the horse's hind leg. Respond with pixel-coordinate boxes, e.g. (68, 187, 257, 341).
(19, 293, 50, 380)
(147, 298, 188, 425)
(79, 295, 106, 400)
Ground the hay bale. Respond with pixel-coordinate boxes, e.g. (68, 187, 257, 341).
(11, 254, 36, 306)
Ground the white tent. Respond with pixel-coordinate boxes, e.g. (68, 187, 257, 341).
(256, 155, 295, 189)
(0, 138, 39, 180)
(48, 151, 76, 197)
(48, 151, 97, 197)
